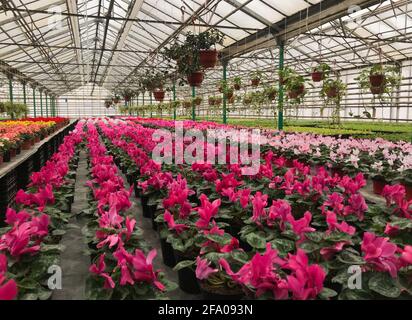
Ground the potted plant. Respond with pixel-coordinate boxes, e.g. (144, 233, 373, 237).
(250, 71, 263, 87)
(232, 77, 242, 90)
(320, 78, 347, 125)
(112, 94, 121, 104)
(208, 96, 216, 106)
(185, 29, 224, 69)
(357, 64, 401, 97)
(263, 84, 278, 101)
(285, 75, 306, 103)
(311, 63, 331, 82)
(193, 96, 203, 106)
(182, 99, 192, 110)
(278, 66, 295, 85)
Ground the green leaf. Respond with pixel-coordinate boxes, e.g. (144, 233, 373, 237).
(52, 229, 66, 236)
(305, 231, 324, 243)
(245, 233, 266, 249)
(173, 260, 195, 271)
(368, 273, 401, 298)
(319, 287, 338, 300)
(337, 250, 365, 265)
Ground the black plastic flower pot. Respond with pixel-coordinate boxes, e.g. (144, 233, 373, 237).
(160, 237, 176, 268)
(174, 250, 201, 294)
(141, 195, 157, 218)
(198, 281, 245, 300)
(3, 151, 11, 162)
(134, 185, 142, 198)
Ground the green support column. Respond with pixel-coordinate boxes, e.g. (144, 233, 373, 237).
(33, 87, 37, 117)
(45, 93, 49, 117)
(40, 90, 43, 117)
(142, 92, 145, 117)
(191, 86, 196, 121)
(277, 42, 285, 130)
(172, 83, 177, 120)
(22, 82, 27, 117)
(50, 96, 54, 117)
(8, 77, 13, 103)
(150, 93, 153, 118)
(222, 62, 228, 124)
(136, 96, 139, 116)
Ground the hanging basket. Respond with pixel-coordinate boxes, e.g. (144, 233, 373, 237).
(208, 97, 216, 106)
(288, 85, 305, 99)
(234, 84, 241, 91)
(187, 71, 204, 87)
(326, 87, 339, 98)
(369, 74, 385, 87)
(199, 49, 218, 69)
(311, 72, 324, 82)
(251, 79, 260, 87)
(153, 89, 165, 102)
(193, 97, 202, 106)
(370, 86, 385, 95)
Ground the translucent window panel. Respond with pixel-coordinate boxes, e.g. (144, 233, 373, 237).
(246, 0, 285, 23)
(270, 0, 319, 16)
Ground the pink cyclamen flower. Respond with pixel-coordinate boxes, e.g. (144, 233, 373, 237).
(361, 232, 399, 278)
(196, 194, 221, 229)
(89, 254, 115, 289)
(287, 211, 315, 240)
(382, 184, 406, 207)
(326, 211, 356, 235)
(284, 249, 326, 300)
(251, 192, 268, 223)
(237, 188, 251, 208)
(5, 208, 30, 226)
(195, 256, 218, 280)
(164, 211, 188, 234)
(0, 254, 18, 300)
(131, 249, 165, 291)
(384, 223, 400, 237)
(401, 246, 412, 266)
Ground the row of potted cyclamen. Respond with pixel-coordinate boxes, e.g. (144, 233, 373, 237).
(0, 121, 84, 300)
(98, 119, 412, 300)
(128, 118, 412, 199)
(81, 121, 175, 300)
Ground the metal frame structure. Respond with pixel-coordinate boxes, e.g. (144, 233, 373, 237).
(0, 0, 411, 122)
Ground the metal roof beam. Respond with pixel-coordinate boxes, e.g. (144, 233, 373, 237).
(221, 0, 383, 59)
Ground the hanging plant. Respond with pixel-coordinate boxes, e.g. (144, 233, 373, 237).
(185, 29, 224, 69)
(112, 94, 121, 104)
(208, 96, 216, 106)
(250, 71, 263, 87)
(278, 67, 295, 85)
(104, 99, 112, 109)
(311, 63, 331, 82)
(232, 77, 242, 90)
(120, 88, 134, 102)
(356, 64, 402, 97)
(284, 75, 307, 104)
(263, 84, 278, 101)
(320, 78, 347, 125)
(193, 96, 203, 106)
(182, 99, 192, 110)
(153, 88, 166, 102)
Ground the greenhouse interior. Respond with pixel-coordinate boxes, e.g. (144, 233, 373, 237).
(1, 0, 412, 303)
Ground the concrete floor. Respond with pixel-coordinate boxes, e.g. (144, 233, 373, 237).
(52, 151, 90, 300)
(52, 149, 199, 300)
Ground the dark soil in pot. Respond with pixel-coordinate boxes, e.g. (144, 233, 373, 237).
(198, 280, 245, 300)
(174, 249, 201, 294)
